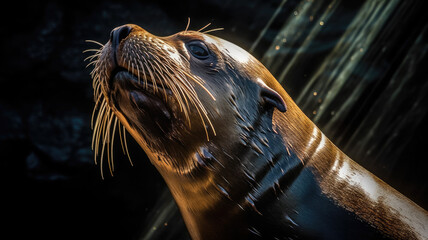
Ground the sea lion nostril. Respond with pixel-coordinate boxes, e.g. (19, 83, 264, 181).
(110, 25, 132, 50)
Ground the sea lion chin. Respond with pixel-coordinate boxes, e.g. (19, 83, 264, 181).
(88, 24, 428, 240)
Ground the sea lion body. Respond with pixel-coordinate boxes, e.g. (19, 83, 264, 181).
(89, 24, 428, 239)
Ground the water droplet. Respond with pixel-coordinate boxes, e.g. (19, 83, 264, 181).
(245, 194, 262, 214)
(217, 184, 230, 198)
(248, 227, 262, 237)
(275, 45, 280, 51)
(313, 91, 318, 96)
(319, 21, 324, 26)
(313, 110, 317, 115)
(195, 152, 207, 167)
(293, 11, 298, 16)
(243, 169, 256, 183)
(237, 203, 244, 210)
(250, 141, 263, 155)
(284, 215, 299, 227)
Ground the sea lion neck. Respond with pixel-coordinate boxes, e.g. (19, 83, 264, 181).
(153, 109, 300, 239)
(270, 89, 331, 165)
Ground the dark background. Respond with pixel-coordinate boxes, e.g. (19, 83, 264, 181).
(1, 0, 427, 239)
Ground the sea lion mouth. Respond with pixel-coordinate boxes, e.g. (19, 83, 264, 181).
(109, 67, 174, 135)
(110, 67, 173, 96)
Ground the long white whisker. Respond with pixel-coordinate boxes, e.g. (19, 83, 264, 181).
(184, 17, 191, 32)
(85, 39, 105, 47)
(83, 49, 101, 54)
(197, 22, 211, 32)
(202, 28, 224, 34)
(123, 125, 133, 166)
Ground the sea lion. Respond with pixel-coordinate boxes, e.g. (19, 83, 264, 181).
(87, 24, 428, 239)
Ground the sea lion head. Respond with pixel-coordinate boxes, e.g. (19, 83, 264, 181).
(90, 24, 287, 175)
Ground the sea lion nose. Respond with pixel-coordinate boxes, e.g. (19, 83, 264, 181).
(110, 25, 133, 50)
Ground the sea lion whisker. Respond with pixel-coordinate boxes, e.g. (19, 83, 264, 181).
(95, 106, 108, 176)
(169, 80, 192, 125)
(92, 75, 99, 90)
(197, 22, 212, 32)
(187, 95, 214, 141)
(193, 96, 216, 137)
(83, 49, 102, 54)
(166, 67, 202, 125)
(85, 60, 99, 69)
(143, 54, 192, 124)
(184, 17, 191, 32)
(182, 71, 216, 101)
(91, 94, 104, 129)
(90, 68, 99, 80)
(166, 74, 192, 123)
(150, 59, 170, 101)
(201, 28, 224, 34)
(137, 54, 155, 88)
(141, 61, 151, 90)
(93, 80, 102, 101)
(141, 61, 152, 91)
(171, 74, 215, 138)
(85, 39, 105, 47)
(137, 61, 148, 89)
(135, 62, 141, 84)
(110, 116, 119, 173)
(145, 60, 160, 93)
(94, 72, 102, 86)
(95, 101, 108, 160)
(134, 50, 146, 78)
(105, 111, 115, 177)
(118, 120, 126, 155)
(157, 71, 171, 102)
(92, 99, 107, 154)
(99, 108, 114, 179)
(171, 72, 215, 132)
(128, 59, 132, 74)
(84, 53, 100, 62)
(123, 125, 133, 166)
(106, 123, 112, 176)
(162, 74, 189, 122)
(160, 66, 188, 113)
(130, 60, 137, 83)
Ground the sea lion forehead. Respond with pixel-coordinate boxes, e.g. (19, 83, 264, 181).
(201, 33, 275, 83)
(202, 34, 253, 64)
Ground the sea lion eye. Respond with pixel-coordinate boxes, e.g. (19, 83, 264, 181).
(187, 41, 210, 59)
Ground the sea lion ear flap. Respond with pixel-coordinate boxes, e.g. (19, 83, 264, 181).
(259, 83, 287, 113)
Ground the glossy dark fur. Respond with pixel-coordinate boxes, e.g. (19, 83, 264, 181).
(91, 24, 428, 240)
